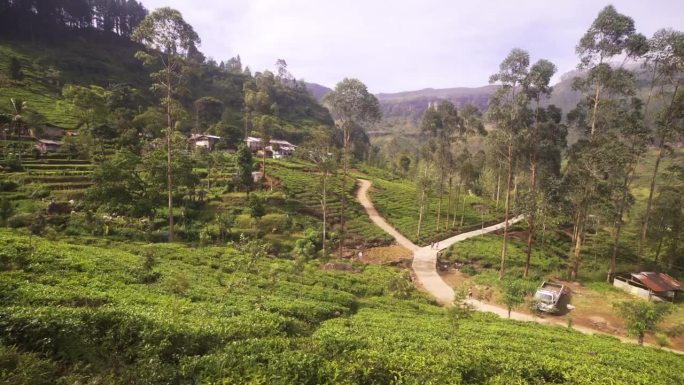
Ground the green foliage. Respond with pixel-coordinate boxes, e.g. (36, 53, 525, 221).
(614, 299, 674, 345)
(447, 287, 474, 328)
(293, 228, 321, 260)
(386, 272, 413, 299)
(86, 149, 157, 217)
(0, 230, 683, 383)
(236, 144, 254, 193)
(500, 279, 530, 318)
(248, 194, 266, 220)
(8, 56, 22, 80)
(0, 198, 14, 226)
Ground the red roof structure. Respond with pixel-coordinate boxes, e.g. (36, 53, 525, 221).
(630, 272, 683, 294)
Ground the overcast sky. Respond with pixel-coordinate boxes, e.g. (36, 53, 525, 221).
(139, 0, 683, 93)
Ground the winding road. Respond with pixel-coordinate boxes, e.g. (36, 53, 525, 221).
(356, 178, 683, 352)
(356, 178, 524, 308)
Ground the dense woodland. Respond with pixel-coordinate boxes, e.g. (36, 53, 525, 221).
(0, 0, 148, 38)
(0, 3, 684, 384)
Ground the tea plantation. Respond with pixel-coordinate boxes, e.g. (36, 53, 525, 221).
(1, 229, 682, 384)
(357, 165, 504, 246)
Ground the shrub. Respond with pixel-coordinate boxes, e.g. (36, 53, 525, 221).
(234, 214, 254, 229)
(461, 265, 479, 276)
(0, 199, 15, 226)
(0, 344, 58, 385)
(0, 180, 18, 192)
(9, 57, 23, 80)
(260, 213, 288, 232)
(7, 213, 35, 228)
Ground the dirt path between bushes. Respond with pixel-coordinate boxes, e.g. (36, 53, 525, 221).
(356, 179, 682, 353)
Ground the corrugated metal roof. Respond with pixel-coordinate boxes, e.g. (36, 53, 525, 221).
(36, 139, 63, 145)
(631, 272, 683, 293)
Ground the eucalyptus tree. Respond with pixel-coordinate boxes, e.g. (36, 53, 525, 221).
(565, 5, 645, 280)
(324, 79, 380, 255)
(132, 7, 200, 242)
(520, 104, 567, 277)
(415, 125, 437, 240)
(420, 101, 459, 231)
(450, 104, 486, 230)
(606, 98, 649, 281)
(488, 48, 531, 280)
(300, 132, 338, 257)
(639, 29, 684, 258)
(648, 163, 684, 268)
(575, 5, 646, 138)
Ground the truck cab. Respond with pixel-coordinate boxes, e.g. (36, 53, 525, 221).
(534, 281, 566, 313)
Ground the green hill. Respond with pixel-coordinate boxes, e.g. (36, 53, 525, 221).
(0, 32, 332, 142)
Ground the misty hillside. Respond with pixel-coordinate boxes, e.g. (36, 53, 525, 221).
(302, 81, 332, 100)
(306, 66, 652, 137)
(305, 80, 579, 135)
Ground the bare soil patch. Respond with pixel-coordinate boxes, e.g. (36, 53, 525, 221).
(360, 244, 412, 266)
(440, 267, 684, 350)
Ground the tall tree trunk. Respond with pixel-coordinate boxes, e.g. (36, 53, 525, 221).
(524, 100, 541, 277)
(571, 206, 587, 281)
(524, 159, 538, 278)
(495, 164, 501, 208)
(166, 76, 174, 243)
(640, 139, 668, 258)
(262, 150, 266, 180)
(446, 177, 452, 230)
(460, 194, 466, 227)
(453, 182, 461, 228)
(321, 172, 327, 258)
(639, 83, 680, 257)
(339, 122, 350, 259)
(436, 168, 444, 232)
(668, 237, 678, 270)
(608, 181, 629, 282)
(590, 81, 602, 138)
(499, 141, 513, 280)
(417, 164, 428, 239)
(655, 239, 664, 264)
(417, 189, 425, 239)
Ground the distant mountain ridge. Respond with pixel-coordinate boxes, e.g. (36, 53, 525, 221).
(304, 82, 499, 134)
(305, 76, 585, 136)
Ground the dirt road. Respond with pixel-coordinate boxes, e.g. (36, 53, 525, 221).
(356, 179, 681, 353)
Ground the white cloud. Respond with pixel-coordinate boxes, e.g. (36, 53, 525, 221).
(140, 0, 684, 92)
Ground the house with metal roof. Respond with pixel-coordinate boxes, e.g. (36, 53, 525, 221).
(189, 134, 221, 150)
(613, 272, 683, 302)
(34, 139, 63, 155)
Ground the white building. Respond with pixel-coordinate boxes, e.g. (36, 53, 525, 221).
(245, 136, 297, 158)
(189, 134, 221, 150)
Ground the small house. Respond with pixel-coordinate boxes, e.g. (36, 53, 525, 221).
(252, 171, 263, 183)
(245, 137, 297, 157)
(245, 136, 263, 151)
(269, 139, 297, 158)
(189, 134, 221, 150)
(613, 272, 683, 302)
(34, 139, 62, 155)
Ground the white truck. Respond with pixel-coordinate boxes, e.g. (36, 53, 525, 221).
(534, 281, 566, 313)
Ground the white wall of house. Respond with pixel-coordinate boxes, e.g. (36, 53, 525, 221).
(613, 278, 664, 302)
